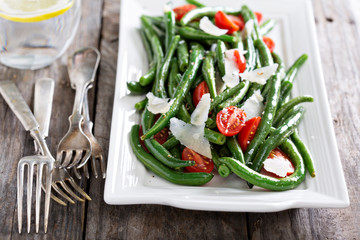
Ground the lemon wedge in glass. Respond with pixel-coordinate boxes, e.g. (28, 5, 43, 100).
(0, 0, 74, 22)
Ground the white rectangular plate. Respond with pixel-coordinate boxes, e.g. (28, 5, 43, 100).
(104, 0, 349, 212)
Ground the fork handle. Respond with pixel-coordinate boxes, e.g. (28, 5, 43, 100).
(0, 80, 39, 131)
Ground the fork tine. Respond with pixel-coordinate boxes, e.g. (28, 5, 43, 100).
(44, 164, 52, 233)
(59, 180, 85, 202)
(17, 162, 25, 234)
(51, 183, 76, 204)
(83, 162, 90, 179)
(99, 155, 106, 179)
(90, 156, 98, 179)
(61, 150, 74, 168)
(68, 178, 92, 201)
(50, 193, 67, 206)
(67, 150, 84, 169)
(76, 150, 91, 169)
(73, 167, 82, 180)
(35, 163, 43, 233)
(27, 163, 34, 233)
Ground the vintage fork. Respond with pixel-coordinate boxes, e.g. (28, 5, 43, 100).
(73, 86, 106, 179)
(57, 47, 101, 169)
(34, 78, 91, 206)
(0, 80, 54, 234)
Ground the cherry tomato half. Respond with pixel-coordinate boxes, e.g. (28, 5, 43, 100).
(260, 148, 295, 178)
(182, 147, 214, 173)
(238, 117, 261, 152)
(214, 11, 239, 34)
(254, 11, 263, 24)
(228, 15, 245, 31)
(153, 114, 169, 144)
(216, 106, 246, 136)
(263, 36, 275, 52)
(234, 49, 246, 73)
(193, 81, 209, 107)
(173, 4, 197, 21)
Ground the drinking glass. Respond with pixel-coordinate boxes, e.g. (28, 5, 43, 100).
(0, 0, 81, 70)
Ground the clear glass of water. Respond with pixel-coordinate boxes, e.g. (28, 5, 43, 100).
(0, 0, 81, 70)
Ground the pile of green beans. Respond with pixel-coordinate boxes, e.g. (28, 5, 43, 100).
(127, 2, 315, 190)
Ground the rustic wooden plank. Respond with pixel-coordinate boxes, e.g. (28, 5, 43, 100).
(247, 0, 360, 239)
(0, 0, 103, 239)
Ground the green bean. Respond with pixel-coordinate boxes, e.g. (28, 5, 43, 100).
(217, 80, 250, 111)
(291, 130, 315, 177)
(145, 15, 165, 30)
(177, 40, 189, 72)
(273, 95, 314, 126)
(244, 74, 281, 165)
(169, 146, 182, 159)
(141, 43, 204, 140)
(231, 31, 244, 49)
(277, 54, 308, 107)
(127, 81, 151, 94)
(178, 27, 236, 43)
(218, 137, 305, 191)
(211, 150, 231, 177)
(144, 139, 194, 168)
(209, 81, 246, 112)
(139, 28, 153, 63)
(226, 136, 245, 164)
(186, 0, 205, 7)
(260, 19, 276, 36)
(177, 104, 192, 122)
(277, 81, 293, 107)
(250, 106, 305, 172)
(216, 40, 227, 77)
(204, 128, 226, 145)
(130, 125, 214, 186)
(163, 136, 180, 150)
(261, 52, 285, 98)
(139, 64, 156, 86)
(205, 114, 217, 129)
(164, 10, 175, 50)
(181, 6, 241, 25)
(168, 58, 179, 98)
(191, 74, 203, 90)
(241, 5, 261, 40)
(184, 92, 195, 112)
(219, 145, 231, 158)
(135, 98, 148, 111)
(243, 36, 256, 71)
(154, 35, 180, 98)
(187, 21, 200, 29)
(202, 54, 217, 98)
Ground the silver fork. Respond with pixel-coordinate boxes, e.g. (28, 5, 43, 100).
(34, 78, 91, 206)
(57, 47, 101, 169)
(0, 80, 54, 234)
(73, 86, 106, 179)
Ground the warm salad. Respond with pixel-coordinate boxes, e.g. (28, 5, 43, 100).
(127, 0, 315, 191)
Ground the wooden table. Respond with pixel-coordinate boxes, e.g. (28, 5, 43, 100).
(0, 0, 359, 239)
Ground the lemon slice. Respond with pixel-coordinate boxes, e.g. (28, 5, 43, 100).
(0, 0, 74, 22)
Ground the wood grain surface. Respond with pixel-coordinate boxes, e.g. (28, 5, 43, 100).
(0, 0, 359, 239)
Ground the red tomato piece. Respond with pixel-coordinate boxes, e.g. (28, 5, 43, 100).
(233, 49, 247, 73)
(173, 4, 197, 21)
(228, 15, 245, 31)
(182, 147, 214, 173)
(216, 106, 246, 136)
(254, 11, 263, 24)
(238, 117, 261, 152)
(154, 127, 169, 145)
(260, 148, 295, 178)
(214, 11, 239, 34)
(193, 81, 209, 107)
(263, 36, 275, 52)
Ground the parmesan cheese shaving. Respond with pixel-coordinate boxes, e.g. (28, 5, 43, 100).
(241, 90, 264, 119)
(199, 16, 228, 36)
(191, 93, 210, 126)
(239, 63, 278, 85)
(146, 92, 174, 114)
(263, 156, 294, 178)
